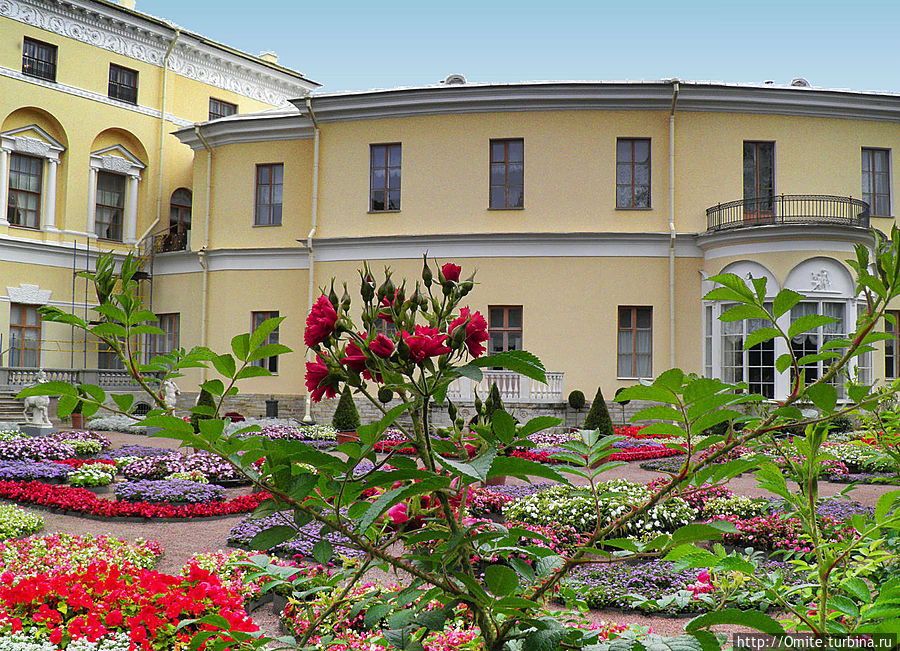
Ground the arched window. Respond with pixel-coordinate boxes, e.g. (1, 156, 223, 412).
(163, 188, 191, 251)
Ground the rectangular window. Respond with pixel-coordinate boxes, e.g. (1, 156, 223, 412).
(255, 163, 283, 226)
(7, 153, 42, 229)
(251, 311, 279, 372)
(720, 302, 775, 398)
(108, 64, 138, 104)
(489, 139, 524, 209)
(862, 148, 891, 217)
(98, 340, 124, 370)
(886, 310, 900, 379)
(790, 301, 846, 397)
(95, 171, 124, 241)
(9, 303, 40, 368)
(743, 141, 775, 220)
(704, 305, 713, 378)
(209, 98, 237, 120)
(618, 306, 653, 378)
(488, 306, 522, 354)
(374, 317, 398, 338)
(148, 313, 180, 360)
(369, 144, 401, 211)
(22, 38, 57, 81)
(616, 138, 651, 208)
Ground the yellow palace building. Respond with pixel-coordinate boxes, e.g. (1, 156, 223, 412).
(2, 0, 899, 420)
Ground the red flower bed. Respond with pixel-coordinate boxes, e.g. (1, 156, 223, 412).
(510, 446, 682, 464)
(0, 561, 255, 649)
(0, 481, 268, 519)
(51, 459, 118, 469)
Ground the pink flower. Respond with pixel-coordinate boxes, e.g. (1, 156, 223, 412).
(368, 333, 395, 358)
(304, 295, 338, 348)
(697, 569, 711, 584)
(386, 502, 409, 524)
(305, 355, 339, 402)
(341, 340, 367, 374)
(402, 326, 452, 362)
(449, 308, 489, 358)
(441, 263, 461, 283)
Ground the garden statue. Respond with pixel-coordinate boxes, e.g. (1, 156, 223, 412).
(22, 370, 51, 426)
(161, 378, 180, 411)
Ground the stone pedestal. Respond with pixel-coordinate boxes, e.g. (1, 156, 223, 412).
(19, 423, 55, 437)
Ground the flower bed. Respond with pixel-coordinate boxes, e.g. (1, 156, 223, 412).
(114, 479, 225, 504)
(0, 506, 43, 540)
(505, 480, 696, 537)
(228, 419, 338, 441)
(228, 512, 365, 560)
(66, 464, 115, 488)
(181, 550, 319, 602)
(0, 534, 162, 577)
(0, 561, 256, 649)
(0, 481, 266, 519)
(0, 430, 25, 443)
(511, 446, 683, 464)
(120, 451, 244, 484)
(0, 462, 70, 483)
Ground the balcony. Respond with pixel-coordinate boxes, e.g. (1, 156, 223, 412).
(0, 367, 159, 389)
(447, 370, 564, 404)
(706, 195, 869, 232)
(151, 230, 189, 254)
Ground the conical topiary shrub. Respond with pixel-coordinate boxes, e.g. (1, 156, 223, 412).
(332, 386, 361, 442)
(583, 386, 615, 437)
(191, 388, 216, 433)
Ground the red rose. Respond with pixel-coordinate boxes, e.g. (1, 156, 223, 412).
(387, 502, 409, 524)
(402, 326, 452, 362)
(304, 295, 338, 348)
(369, 333, 395, 358)
(305, 355, 339, 402)
(341, 340, 367, 374)
(441, 263, 461, 283)
(449, 308, 489, 358)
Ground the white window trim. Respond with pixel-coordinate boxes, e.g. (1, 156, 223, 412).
(0, 125, 65, 232)
(89, 145, 145, 244)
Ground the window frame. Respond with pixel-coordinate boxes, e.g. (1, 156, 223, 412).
(489, 139, 524, 210)
(7, 153, 43, 229)
(862, 147, 891, 218)
(147, 313, 180, 362)
(617, 306, 653, 379)
(209, 98, 237, 121)
(8, 303, 41, 368)
(22, 37, 57, 82)
(251, 311, 280, 373)
(886, 310, 900, 379)
(254, 163, 283, 226)
(742, 140, 776, 218)
(615, 138, 651, 209)
(488, 306, 523, 355)
(108, 63, 138, 104)
(369, 143, 402, 213)
(94, 171, 125, 242)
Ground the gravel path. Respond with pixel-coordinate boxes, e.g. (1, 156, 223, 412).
(8, 428, 898, 642)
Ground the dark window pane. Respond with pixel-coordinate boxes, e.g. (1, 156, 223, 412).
(507, 187, 523, 208)
(616, 139, 632, 162)
(491, 142, 505, 162)
(507, 140, 523, 162)
(387, 190, 401, 210)
(507, 309, 522, 329)
(388, 145, 401, 167)
(491, 163, 506, 186)
(619, 309, 632, 328)
(634, 139, 650, 162)
(489, 308, 504, 328)
(490, 187, 505, 208)
(508, 163, 523, 186)
(371, 191, 385, 211)
(636, 308, 652, 329)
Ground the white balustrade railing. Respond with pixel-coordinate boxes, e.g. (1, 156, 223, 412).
(0, 367, 158, 388)
(447, 371, 564, 403)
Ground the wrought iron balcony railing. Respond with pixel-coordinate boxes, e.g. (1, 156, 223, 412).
(707, 195, 869, 232)
(151, 230, 189, 253)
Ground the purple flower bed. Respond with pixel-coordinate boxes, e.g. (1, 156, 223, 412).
(121, 451, 242, 482)
(815, 500, 875, 520)
(611, 438, 664, 449)
(0, 460, 70, 482)
(56, 430, 112, 448)
(483, 483, 554, 501)
(115, 479, 226, 504)
(0, 438, 76, 461)
(298, 439, 337, 450)
(96, 445, 172, 460)
(228, 512, 365, 560)
(823, 471, 900, 484)
(562, 559, 802, 613)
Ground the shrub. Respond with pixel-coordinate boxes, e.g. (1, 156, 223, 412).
(190, 388, 216, 433)
(332, 386, 360, 432)
(568, 390, 586, 410)
(583, 386, 615, 435)
(829, 414, 854, 433)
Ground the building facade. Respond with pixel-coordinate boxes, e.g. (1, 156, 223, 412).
(3, 1, 899, 419)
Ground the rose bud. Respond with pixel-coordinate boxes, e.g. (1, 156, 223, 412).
(422, 256, 433, 288)
(360, 272, 375, 303)
(328, 281, 339, 309)
(341, 283, 351, 312)
(448, 401, 458, 421)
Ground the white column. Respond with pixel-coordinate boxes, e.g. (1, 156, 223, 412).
(87, 166, 98, 237)
(43, 158, 58, 232)
(125, 173, 139, 243)
(0, 147, 10, 227)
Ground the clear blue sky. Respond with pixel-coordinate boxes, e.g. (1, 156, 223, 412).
(139, 0, 900, 94)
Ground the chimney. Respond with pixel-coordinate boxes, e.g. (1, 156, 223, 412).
(259, 51, 278, 64)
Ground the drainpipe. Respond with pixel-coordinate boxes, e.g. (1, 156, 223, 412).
(302, 96, 320, 423)
(668, 80, 680, 369)
(141, 28, 181, 250)
(194, 124, 213, 383)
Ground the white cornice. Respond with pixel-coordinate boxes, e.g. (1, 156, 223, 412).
(2, 0, 318, 105)
(697, 224, 875, 259)
(0, 233, 108, 268)
(0, 66, 193, 127)
(175, 112, 313, 150)
(296, 82, 900, 124)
